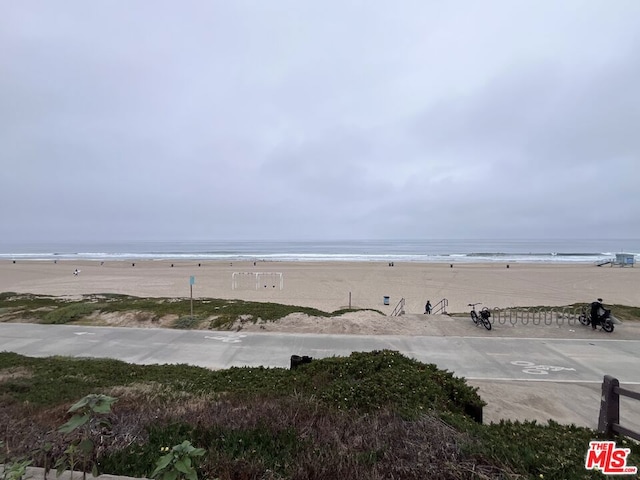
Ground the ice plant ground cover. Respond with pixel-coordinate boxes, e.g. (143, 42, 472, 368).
(0, 350, 638, 479)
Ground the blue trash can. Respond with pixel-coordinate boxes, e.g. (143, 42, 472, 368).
(383, 296, 390, 305)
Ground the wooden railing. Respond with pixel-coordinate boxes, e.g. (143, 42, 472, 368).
(598, 375, 640, 441)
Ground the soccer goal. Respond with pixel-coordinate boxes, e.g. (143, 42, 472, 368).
(232, 272, 284, 290)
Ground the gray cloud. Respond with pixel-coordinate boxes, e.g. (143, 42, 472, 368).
(1, 1, 639, 242)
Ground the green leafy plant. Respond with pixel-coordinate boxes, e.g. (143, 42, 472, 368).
(56, 394, 118, 479)
(0, 441, 32, 480)
(55, 444, 81, 479)
(151, 441, 206, 480)
(58, 393, 118, 434)
(1, 459, 32, 480)
(35, 442, 53, 480)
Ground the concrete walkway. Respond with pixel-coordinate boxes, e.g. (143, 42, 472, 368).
(0, 466, 147, 480)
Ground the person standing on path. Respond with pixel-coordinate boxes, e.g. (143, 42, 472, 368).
(590, 298, 604, 329)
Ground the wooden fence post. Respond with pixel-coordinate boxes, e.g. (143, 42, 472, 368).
(598, 375, 620, 438)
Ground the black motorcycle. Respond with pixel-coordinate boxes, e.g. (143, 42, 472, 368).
(578, 307, 614, 333)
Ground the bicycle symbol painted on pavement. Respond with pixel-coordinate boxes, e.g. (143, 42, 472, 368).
(204, 334, 247, 344)
(511, 360, 576, 375)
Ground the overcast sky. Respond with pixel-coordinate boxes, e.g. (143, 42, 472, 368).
(2, 1, 639, 243)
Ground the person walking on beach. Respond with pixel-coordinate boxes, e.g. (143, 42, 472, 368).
(424, 300, 432, 314)
(590, 298, 604, 329)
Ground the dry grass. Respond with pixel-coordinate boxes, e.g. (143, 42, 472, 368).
(1, 392, 513, 480)
(0, 366, 32, 383)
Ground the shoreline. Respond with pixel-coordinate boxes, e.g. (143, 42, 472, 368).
(1, 257, 617, 264)
(2, 259, 638, 314)
(2, 238, 637, 262)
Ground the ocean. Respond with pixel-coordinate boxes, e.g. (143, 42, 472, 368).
(0, 239, 638, 264)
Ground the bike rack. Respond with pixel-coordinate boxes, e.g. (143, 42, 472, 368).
(487, 304, 610, 329)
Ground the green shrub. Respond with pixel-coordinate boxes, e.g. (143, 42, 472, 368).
(459, 418, 640, 480)
(173, 316, 202, 329)
(42, 302, 98, 324)
(292, 350, 483, 417)
(0, 351, 481, 417)
(4, 351, 638, 479)
(0, 292, 384, 330)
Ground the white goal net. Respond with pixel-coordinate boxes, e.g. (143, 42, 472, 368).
(232, 272, 284, 290)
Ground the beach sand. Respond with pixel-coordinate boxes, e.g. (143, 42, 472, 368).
(2, 260, 639, 315)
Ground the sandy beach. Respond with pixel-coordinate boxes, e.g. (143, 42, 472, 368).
(1, 260, 639, 315)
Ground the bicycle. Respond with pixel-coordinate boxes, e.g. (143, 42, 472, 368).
(469, 303, 492, 330)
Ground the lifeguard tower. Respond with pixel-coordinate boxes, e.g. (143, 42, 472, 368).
(614, 253, 635, 267)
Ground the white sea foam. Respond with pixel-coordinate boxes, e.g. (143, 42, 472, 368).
(0, 240, 638, 264)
